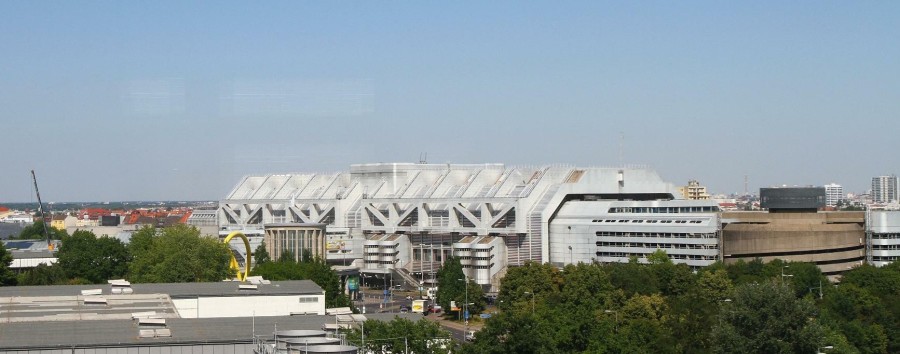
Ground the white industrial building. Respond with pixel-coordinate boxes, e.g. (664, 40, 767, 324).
(867, 210, 900, 267)
(0, 280, 393, 354)
(219, 163, 723, 291)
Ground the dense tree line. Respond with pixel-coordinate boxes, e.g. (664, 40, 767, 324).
(461, 251, 900, 354)
(251, 246, 352, 308)
(2, 223, 352, 312)
(9, 221, 68, 240)
(4, 224, 231, 286)
(345, 317, 453, 354)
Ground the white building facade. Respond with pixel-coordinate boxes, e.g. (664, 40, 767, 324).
(824, 183, 843, 207)
(867, 210, 900, 267)
(219, 163, 722, 291)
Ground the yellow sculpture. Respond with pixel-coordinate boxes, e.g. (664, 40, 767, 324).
(223, 231, 252, 281)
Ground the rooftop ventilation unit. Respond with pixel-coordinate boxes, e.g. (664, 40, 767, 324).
(138, 318, 166, 326)
(81, 289, 102, 296)
(83, 297, 107, 305)
(132, 311, 157, 319)
(138, 328, 172, 338)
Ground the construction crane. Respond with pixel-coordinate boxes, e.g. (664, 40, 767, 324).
(31, 170, 54, 250)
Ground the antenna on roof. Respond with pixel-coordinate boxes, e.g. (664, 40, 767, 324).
(744, 175, 749, 195)
(419, 153, 427, 164)
(619, 132, 624, 167)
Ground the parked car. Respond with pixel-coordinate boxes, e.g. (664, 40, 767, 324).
(427, 304, 443, 314)
(465, 330, 476, 341)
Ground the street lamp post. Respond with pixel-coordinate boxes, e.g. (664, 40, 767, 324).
(523, 291, 535, 315)
(809, 279, 824, 300)
(781, 265, 793, 284)
(458, 275, 470, 336)
(604, 310, 618, 333)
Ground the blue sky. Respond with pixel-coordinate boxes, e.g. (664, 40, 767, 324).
(1, 2, 898, 201)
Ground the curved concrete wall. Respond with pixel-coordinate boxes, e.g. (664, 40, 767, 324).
(722, 212, 865, 275)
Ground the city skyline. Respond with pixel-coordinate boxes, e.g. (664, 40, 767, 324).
(1, 2, 899, 201)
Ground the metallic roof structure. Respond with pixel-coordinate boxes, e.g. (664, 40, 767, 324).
(0, 280, 324, 298)
(0, 313, 417, 350)
(219, 162, 675, 263)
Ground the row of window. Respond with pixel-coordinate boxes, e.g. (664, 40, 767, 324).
(363, 251, 398, 255)
(592, 219, 705, 224)
(363, 260, 398, 264)
(461, 264, 495, 269)
(608, 206, 719, 214)
(299, 296, 319, 303)
(596, 231, 718, 239)
(456, 255, 495, 260)
(872, 256, 900, 262)
(871, 233, 900, 240)
(596, 252, 717, 261)
(453, 246, 496, 251)
(597, 242, 718, 250)
(872, 245, 900, 250)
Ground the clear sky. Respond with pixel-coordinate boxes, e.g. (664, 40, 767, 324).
(1, 2, 898, 202)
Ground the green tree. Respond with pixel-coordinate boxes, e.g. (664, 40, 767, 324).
(711, 280, 824, 354)
(254, 240, 271, 266)
(15, 221, 67, 240)
(346, 317, 452, 354)
(128, 225, 232, 283)
(304, 256, 351, 308)
(56, 230, 129, 284)
(252, 252, 351, 308)
(697, 269, 734, 302)
(435, 256, 465, 315)
(463, 311, 560, 354)
(17, 263, 66, 286)
(496, 261, 561, 314)
(0, 241, 17, 286)
(608, 260, 659, 296)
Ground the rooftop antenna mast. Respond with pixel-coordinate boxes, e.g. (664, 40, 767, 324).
(744, 175, 749, 195)
(31, 170, 53, 250)
(619, 132, 624, 167)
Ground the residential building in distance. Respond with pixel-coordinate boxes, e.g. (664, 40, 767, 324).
(871, 175, 899, 204)
(824, 183, 843, 207)
(678, 179, 711, 200)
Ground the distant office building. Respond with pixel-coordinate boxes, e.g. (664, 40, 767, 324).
(871, 175, 899, 204)
(678, 180, 711, 200)
(824, 183, 843, 207)
(760, 187, 826, 212)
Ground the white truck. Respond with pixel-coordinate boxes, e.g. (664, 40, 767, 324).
(412, 299, 427, 314)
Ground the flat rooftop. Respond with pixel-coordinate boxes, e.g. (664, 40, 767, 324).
(0, 293, 179, 323)
(0, 313, 420, 350)
(0, 280, 324, 299)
